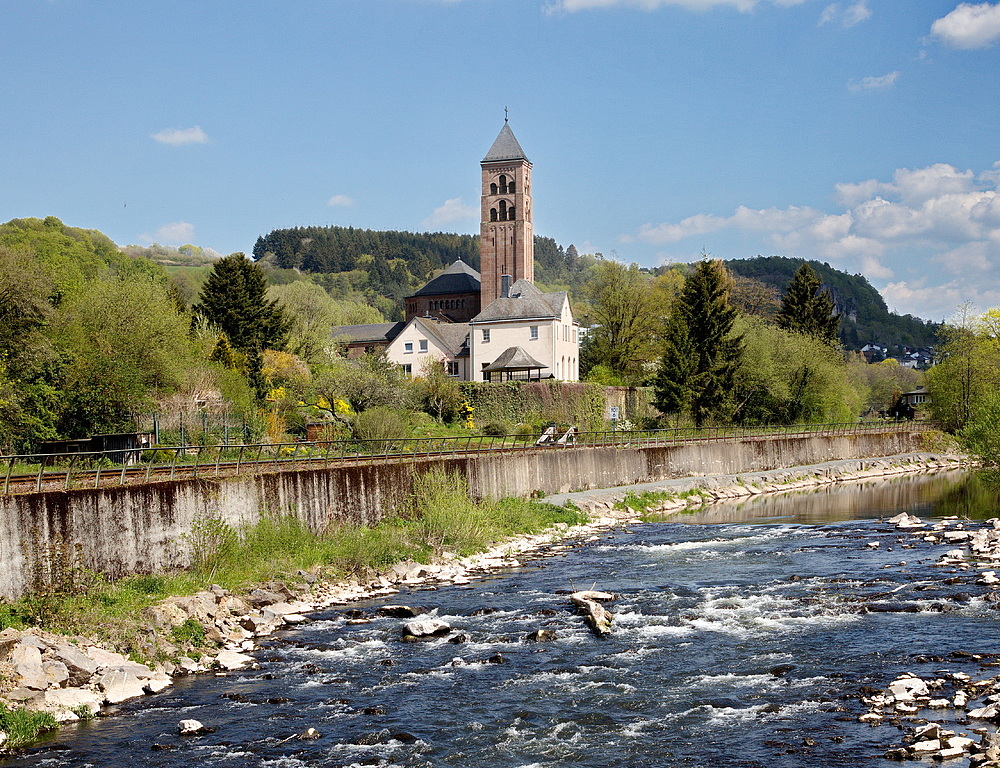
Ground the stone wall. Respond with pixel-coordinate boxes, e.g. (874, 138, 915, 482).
(0, 430, 927, 600)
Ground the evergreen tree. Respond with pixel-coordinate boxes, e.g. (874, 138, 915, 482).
(775, 263, 841, 343)
(194, 253, 289, 397)
(653, 259, 743, 427)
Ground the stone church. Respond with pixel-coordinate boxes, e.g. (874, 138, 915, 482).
(333, 122, 579, 382)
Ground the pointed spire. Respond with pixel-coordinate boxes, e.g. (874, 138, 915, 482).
(483, 122, 529, 163)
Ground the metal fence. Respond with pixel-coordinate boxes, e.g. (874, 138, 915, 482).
(1, 420, 937, 495)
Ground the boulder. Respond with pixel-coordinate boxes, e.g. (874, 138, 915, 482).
(11, 643, 47, 690)
(526, 629, 558, 642)
(85, 646, 128, 668)
(42, 687, 102, 716)
(261, 601, 314, 622)
(379, 605, 426, 618)
(570, 592, 613, 638)
(144, 672, 173, 693)
(48, 644, 99, 686)
(178, 718, 208, 734)
(298, 727, 321, 740)
(402, 619, 451, 638)
(214, 650, 254, 671)
(96, 668, 147, 704)
(41, 659, 69, 688)
(888, 512, 926, 529)
(969, 703, 1000, 721)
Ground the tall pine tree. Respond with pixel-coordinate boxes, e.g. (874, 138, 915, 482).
(653, 259, 743, 428)
(194, 253, 289, 397)
(776, 263, 840, 344)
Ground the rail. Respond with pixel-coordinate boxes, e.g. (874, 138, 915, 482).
(0, 421, 937, 496)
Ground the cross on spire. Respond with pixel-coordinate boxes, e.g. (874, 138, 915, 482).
(504, 106, 508, 123)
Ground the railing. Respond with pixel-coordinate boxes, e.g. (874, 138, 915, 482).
(0, 420, 936, 496)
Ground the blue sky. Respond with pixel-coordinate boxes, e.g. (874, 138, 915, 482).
(2, 0, 999, 321)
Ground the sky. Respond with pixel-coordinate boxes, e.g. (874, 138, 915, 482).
(2, 0, 999, 322)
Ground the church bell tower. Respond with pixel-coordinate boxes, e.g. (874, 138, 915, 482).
(480, 120, 533, 306)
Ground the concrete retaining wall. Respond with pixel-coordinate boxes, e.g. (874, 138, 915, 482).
(0, 431, 926, 600)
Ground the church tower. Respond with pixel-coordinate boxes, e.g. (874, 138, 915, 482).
(480, 121, 533, 306)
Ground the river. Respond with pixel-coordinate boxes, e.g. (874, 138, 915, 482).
(6, 469, 998, 767)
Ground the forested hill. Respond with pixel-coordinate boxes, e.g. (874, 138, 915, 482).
(725, 256, 939, 349)
(253, 226, 937, 349)
(253, 227, 481, 275)
(251, 226, 586, 317)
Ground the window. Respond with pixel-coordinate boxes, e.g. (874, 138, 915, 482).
(498, 174, 508, 194)
(419, 340, 428, 352)
(490, 208, 498, 222)
(507, 180, 515, 194)
(447, 361, 459, 377)
(530, 326, 538, 340)
(404, 342, 413, 354)
(482, 329, 490, 343)
(572, 327, 577, 344)
(498, 200, 507, 219)
(490, 182, 498, 195)
(402, 364, 412, 376)
(508, 205, 515, 220)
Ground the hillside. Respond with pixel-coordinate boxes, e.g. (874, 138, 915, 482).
(725, 256, 939, 350)
(252, 227, 936, 350)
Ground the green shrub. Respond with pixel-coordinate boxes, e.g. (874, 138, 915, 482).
(481, 422, 508, 436)
(170, 618, 205, 647)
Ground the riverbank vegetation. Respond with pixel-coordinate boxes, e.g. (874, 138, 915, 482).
(0, 216, 941, 458)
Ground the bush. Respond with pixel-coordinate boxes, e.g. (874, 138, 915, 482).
(171, 618, 206, 647)
(351, 407, 410, 448)
(481, 421, 508, 436)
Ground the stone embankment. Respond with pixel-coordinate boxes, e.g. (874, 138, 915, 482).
(856, 511, 1000, 765)
(0, 451, 967, 750)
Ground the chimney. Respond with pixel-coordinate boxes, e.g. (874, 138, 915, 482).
(501, 274, 512, 298)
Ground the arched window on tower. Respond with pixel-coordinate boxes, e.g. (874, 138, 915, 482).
(498, 200, 507, 219)
(490, 182, 498, 196)
(490, 208, 498, 222)
(508, 205, 516, 220)
(507, 180, 515, 194)
(498, 175, 508, 194)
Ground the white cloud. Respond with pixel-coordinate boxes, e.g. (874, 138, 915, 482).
(138, 221, 196, 245)
(420, 197, 478, 230)
(632, 161, 1000, 317)
(819, 1, 871, 27)
(327, 194, 354, 207)
(931, 2, 1000, 49)
(150, 126, 208, 146)
(849, 71, 901, 91)
(546, 0, 804, 13)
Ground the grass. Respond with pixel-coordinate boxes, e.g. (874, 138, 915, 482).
(0, 468, 587, 659)
(0, 703, 57, 747)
